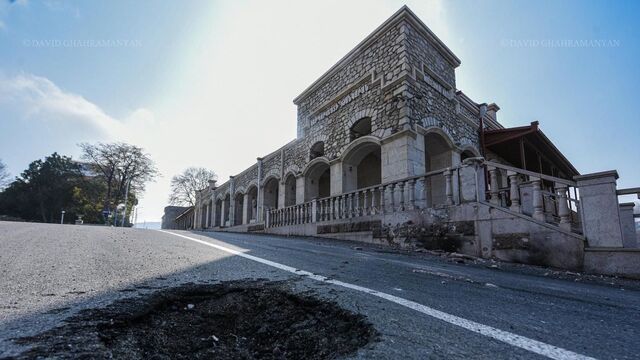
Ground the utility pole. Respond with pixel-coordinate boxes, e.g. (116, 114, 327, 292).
(121, 178, 131, 227)
(133, 206, 139, 228)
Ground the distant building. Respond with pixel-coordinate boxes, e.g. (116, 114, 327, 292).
(161, 206, 191, 230)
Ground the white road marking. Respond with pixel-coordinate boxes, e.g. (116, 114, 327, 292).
(159, 230, 596, 360)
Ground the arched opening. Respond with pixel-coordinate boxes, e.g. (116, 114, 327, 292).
(350, 117, 372, 141)
(304, 162, 331, 201)
(263, 177, 279, 210)
(424, 132, 454, 206)
(284, 174, 297, 206)
(246, 185, 258, 222)
(200, 204, 207, 228)
(342, 140, 382, 193)
(214, 199, 222, 227)
(461, 150, 476, 162)
(309, 142, 325, 161)
(223, 193, 230, 226)
(234, 192, 244, 226)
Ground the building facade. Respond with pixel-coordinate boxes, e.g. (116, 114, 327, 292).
(190, 7, 639, 277)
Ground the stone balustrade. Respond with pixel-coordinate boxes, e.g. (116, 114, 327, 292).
(484, 161, 582, 233)
(266, 168, 451, 228)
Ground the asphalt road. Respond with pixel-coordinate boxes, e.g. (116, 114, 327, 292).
(1, 221, 639, 359)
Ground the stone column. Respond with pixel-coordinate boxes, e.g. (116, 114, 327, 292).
(295, 176, 305, 205)
(228, 176, 235, 226)
(555, 183, 571, 231)
(619, 203, 637, 248)
(205, 203, 210, 228)
(242, 194, 249, 225)
(380, 130, 424, 183)
(256, 158, 264, 222)
(574, 171, 624, 248)
(220, 199, 226, 227)
(531, 177, 545, 221)
(329, 161, 342, 196)
(507, 171, 521, 212)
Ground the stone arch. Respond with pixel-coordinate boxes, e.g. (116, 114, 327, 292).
(309, 141, 325, 161)
(214, 198, 222, 227)
(303, 158, 331, 201)
(233, 192, 244, 226)
(302, 156, 330, 176)
(262, 175, 280, 210)
(424, 130, 456, 206)
(283, 173, 297, 206)
(246, 185, 259, 222)
(460, 145, 480, 162)
(340, 136, 382, 193)
(347, 109, 385, 139)
(422, 126, 457, 150)
(223, 192, 231, 226)
(234, 186, 246, 198)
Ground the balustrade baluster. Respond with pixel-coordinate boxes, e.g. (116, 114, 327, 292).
(363, 190, 368, 215)
(389, 184, 396, 212)
(351, 193, 357, 217)
(408, 179, 416, 210)
(368, 188, 375, 214)
(507, 171, 521, 213)
(331, 197, 336, 220)
(532, 178, 545, 221)
(379, 186, 385, 213)
(444, 168, 454, 205)
(556, 183, 571, 231)
(488, 167, 500, 205)
(398, 181, 406, 211)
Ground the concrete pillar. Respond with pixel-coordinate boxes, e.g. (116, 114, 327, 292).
(242, 194, 249, 225)
(278, 181, 286, 208)
(295, 176, 305, 205)
(205, 203, 210, 228)
(451, 150, 461, 204)
(256, 158, 264, 222)
(220, 199, 226, 227)
(574, 171, 624, 248)
(329, 161, 342, 196)
(619, 203, 637, 248)
(380, 130, 424, 183)
(228, 176, 235, 226)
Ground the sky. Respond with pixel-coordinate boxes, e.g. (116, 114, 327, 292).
(0, 0, 639, 222)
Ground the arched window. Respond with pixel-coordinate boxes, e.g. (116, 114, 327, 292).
(310, 141, 325, 160)
(350, 117, 372, 141)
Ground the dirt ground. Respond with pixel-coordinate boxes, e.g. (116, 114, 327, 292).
(8, 280, 378, 359)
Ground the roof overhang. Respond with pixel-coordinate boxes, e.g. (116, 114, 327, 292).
(485, 121, 580, 178)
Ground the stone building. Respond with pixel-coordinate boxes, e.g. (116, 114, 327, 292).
(191, 7, 639, 277)
(161, 206, 191, 230)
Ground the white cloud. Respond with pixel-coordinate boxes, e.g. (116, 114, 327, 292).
(0, 73, 160, 141)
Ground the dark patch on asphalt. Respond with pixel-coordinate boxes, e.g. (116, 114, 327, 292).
(7, 280, 378, 359)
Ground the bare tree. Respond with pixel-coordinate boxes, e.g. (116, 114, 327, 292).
(0, 159, 10, 190)
(79, 142, 160, 217)
(169, 167, 217, 206)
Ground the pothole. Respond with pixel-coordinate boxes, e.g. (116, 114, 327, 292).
(11, 280, 378, 359)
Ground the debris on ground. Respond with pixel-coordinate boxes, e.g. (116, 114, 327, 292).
(11, 280, 378, 359)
